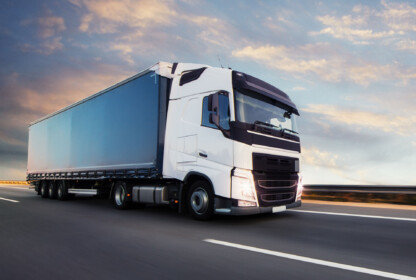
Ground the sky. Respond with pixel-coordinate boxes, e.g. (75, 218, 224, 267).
(0, 0, 415, 185)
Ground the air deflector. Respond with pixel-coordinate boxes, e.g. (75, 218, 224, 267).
(232, 71, 299, 115)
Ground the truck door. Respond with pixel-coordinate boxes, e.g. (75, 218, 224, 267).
(197, 92, 233, 198)
(176, 97, 199, 172)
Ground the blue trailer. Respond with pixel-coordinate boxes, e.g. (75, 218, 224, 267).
(28, 69, 169, 179)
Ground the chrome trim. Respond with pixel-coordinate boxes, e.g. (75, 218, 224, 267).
(67, 189, 97, 195)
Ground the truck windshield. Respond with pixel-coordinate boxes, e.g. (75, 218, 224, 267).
(234, 90, 298, 134)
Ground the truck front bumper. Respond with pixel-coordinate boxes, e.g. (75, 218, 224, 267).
(215, 200, 301, 216)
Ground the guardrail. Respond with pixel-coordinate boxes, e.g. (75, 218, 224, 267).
(302, 184, 416, 205)
(0, 180, 29, 185)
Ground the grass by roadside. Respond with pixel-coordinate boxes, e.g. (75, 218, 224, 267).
(302, 199, 416, 210)
(302, 192, 416, 206)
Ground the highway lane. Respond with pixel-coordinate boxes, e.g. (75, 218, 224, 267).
(1, 185, 415, 280)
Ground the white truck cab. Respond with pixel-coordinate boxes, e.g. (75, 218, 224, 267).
(162, 62, 302, 218)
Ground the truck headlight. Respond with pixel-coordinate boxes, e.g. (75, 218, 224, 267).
(296, 175, 303, 201)
(232, 168, 257, 206)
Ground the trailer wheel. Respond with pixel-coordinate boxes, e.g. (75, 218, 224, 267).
(35, 182, 41, 195)
(187, 180, 214, 220)
(112, 181, 131, 210)
(40, 181, 49, 198)
(48, 181, 57, 199)
(57, 181, 68, 201)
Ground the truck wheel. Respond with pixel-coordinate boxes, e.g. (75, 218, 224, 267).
(40, 181, 49, 198)
(188, 180, 214, 220)
(48, 181, 57, 199)
(112, 181, 131, 210)
(35, 182, 41, 195)
(57, 181, 68, 201)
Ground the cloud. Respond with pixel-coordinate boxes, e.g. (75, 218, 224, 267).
(21, 13, 66, 38)
(299, 109, 416, 185)
(380, 0, 416, 32)
(302, 104, 416, 136)
(69, 0, 238, 65)
(292, 86, 306, 91)
(301, 146, 340, 168)
(263, 17, 285, 32)
(312, 1, 416, 46)
(0, 130, 26, 149)
(312, 14, 395, 44)
(263, 9, 296, 32)
(396, 39, 416, 52)
(74, 0, 230, 45)
(42, 37, 64, 54)
(346, 64, 391, 85)
(19, 37, 64, 55)
(22, 69, 129, 116)
(79, 13, 94, 32)
(183, 15, 234, 47)
(232, 44, 329, 76)
(299, 108, 416, 185)
(73, 0, 177, 34)
(110, 43, 135, 64)
(37, 15, 66, 38)
(232, 43, 416, 85)
(367, 90, 416, 116)
(19, 10, 66, 55)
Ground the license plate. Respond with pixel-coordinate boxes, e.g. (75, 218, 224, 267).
(272, 205, 286, 213)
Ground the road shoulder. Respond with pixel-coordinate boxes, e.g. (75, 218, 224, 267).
(303, 199, 416, 211)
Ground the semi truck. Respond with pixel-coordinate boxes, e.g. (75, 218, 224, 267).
(27, 62, 302, 220)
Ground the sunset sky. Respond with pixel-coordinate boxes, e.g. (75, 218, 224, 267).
(1, 0, 415, 184)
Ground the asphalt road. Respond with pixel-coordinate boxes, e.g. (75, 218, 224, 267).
(1, 184, 415, 280)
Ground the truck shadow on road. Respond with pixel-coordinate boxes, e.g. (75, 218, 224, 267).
(38, 194, 297, 227)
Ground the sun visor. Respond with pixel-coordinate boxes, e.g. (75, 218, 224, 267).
(232, 71, 299, 115)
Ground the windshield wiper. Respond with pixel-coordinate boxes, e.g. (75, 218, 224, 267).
(254, 120, 281, 130)
(282, 128, 298, 135)
(254, 120, 298, 135)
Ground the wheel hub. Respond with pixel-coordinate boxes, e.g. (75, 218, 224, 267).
(190, 187, 209, 215)
(115, 186, 125, 206)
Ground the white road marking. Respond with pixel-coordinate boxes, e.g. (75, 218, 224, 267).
(204, 239, 416, 280)
(288, 209, 416, 222)
(0, 197, 19, 203)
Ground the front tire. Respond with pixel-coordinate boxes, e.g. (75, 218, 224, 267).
(187, 180, 215, 220)
(112, 181, 131, 210)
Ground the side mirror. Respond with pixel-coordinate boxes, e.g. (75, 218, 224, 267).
(284, 111, 292, 119)
(208, 93, 220, 128)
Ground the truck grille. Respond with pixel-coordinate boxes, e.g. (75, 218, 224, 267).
(253, 153, 299, 207)
(258, 179, 297, 189)
(253, 171, 298, 207)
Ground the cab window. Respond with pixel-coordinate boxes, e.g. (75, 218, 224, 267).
(201, 94, 230, 130)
